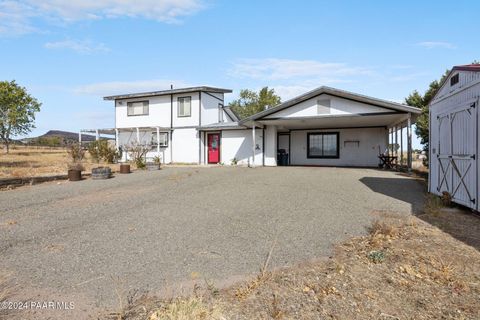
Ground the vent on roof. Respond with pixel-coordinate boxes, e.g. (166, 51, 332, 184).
(450, 74, 459, 86)
(317, 99, 331, 114)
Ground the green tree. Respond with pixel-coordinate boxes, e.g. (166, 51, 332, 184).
(405, 70, 449, 154)
(0, 81, 41, 153)
(229, 87, 281, 119)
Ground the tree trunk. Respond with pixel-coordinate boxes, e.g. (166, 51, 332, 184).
(3, 141, 9, 154)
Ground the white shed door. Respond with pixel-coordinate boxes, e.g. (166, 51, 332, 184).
(436, 102, 477, 208)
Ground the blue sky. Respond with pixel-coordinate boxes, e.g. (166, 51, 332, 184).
(1, 0, 479, 148)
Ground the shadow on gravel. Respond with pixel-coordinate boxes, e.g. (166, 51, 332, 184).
(359, 175, 425, 214)
(418, 208, 480, 252)
(360, 175, 480, 252)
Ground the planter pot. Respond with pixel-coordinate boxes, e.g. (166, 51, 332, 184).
(119, 164, 131, 174)
(146, 163, 161, 171)
(92, 167, 112, 180)
(68, 169, 82, 181)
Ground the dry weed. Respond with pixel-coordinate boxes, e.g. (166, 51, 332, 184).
(148, 297, 223, 320)
(423, 194, 443, 216)
(369, 219, 399, 237)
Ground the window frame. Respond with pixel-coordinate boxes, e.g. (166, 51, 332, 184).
(151, 132, 168, 147)
(307, 132, 340, 159)
(218, 103, 224, 123)
(127, 100, 149, 117)
(450, 74, 459, 86)
(177, 96, 192, 118)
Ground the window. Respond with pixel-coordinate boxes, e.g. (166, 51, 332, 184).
(178, 96, 191, 117)
(218, 104, 224, 123)
(127, 101, 149, 116)
(307, 132, 339, 158)
(317, 99, 331, 114)
(450, 74, 459, 86)
(151, 132, 168, 147)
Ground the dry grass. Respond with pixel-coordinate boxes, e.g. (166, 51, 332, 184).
(0, 272, 14, 320)
(148, 297, 223, 320)
(109, 206, 480, 320)
(0, 145, 120, 179)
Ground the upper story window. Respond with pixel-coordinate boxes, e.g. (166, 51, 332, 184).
(218, 104, 224, 123)
(317, 99, 331, 114)
(127, 101, 149, 116)
(450, 74, 459, 86)
(178, 96, 191, 117)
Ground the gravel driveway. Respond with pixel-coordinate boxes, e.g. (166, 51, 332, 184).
(0, 166, 424, 318)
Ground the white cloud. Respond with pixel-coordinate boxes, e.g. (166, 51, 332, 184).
(0, 1, 38, 35)
(229, 58, 373, 81)
(74, 79, 191, 96)
(30, 0, 204, 23)
(416, 41, 456, 49)
(44, 39, 110, 54)
(0, 0, 205, 35)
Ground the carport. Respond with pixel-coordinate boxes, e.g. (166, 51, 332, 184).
(240, 86, 421, 168)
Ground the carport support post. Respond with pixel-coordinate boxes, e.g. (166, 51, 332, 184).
(394, 125, 398, 168)
(136, 127, 140, 144)
(400, 125, 404, 167)
(251, 125, 256, 168)
(156, 127, 160, 155)
(115, 129, 119, 151)
(407, 113, 412, 172)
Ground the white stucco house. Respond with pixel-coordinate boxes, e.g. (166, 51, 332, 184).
(81, 85, 421, 168)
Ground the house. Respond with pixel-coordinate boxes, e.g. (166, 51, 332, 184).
(81, 85, 421, 168)
(429, 64, 480, 211)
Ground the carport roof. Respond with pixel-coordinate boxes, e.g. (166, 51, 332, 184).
(240, 86, 421, 123)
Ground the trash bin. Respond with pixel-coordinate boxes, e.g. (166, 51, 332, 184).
(277, 149, 289, 166)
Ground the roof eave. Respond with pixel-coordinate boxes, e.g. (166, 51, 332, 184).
(103, 86, 233, 101)
(240, 86, 420, 124)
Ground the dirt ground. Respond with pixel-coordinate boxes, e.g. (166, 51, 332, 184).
(105, 205, 480, 320)
(0, 146, 120, 178)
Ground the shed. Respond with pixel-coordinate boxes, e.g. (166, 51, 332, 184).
(429, 64, 480, 211)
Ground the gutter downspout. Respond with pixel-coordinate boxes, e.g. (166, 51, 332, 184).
(170, 85, 173, 164)
(199, 91, 202, 164)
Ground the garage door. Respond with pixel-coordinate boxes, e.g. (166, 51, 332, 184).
(435, 101, 477, 208)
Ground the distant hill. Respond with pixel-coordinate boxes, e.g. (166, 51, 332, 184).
(22, 130, 97, 146)
(42, 130, 97, 142)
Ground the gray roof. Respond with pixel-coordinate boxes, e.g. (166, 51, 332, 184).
(240, 86, 421, 123)
(223, 106, 240, 122)
(198, 122, 244, 130)
(104, 86, 232, 100)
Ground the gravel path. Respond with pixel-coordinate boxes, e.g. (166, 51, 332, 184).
(0, 166, 424, 318)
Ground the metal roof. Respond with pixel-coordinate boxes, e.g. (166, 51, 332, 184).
(223, 106, 240, 122)
(104, 86, 232, 100)
(452, 64, 480, 72)
(198, 122, 245, 130)
(240, 86, 421, 123)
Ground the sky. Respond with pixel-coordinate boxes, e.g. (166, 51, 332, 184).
(1, 0, 479, 149)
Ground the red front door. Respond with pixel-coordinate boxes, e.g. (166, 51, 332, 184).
(208, 133, 220, 164)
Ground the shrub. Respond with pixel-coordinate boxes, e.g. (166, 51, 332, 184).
(67, 143, 85, 162)
(126, 143, 150, 169)
(87, 140, 120, 163)
(153, 155, 161, 166)
(367, 250, 385, 263)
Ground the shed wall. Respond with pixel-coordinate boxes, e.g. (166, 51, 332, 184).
(429, 72, 479, 211)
